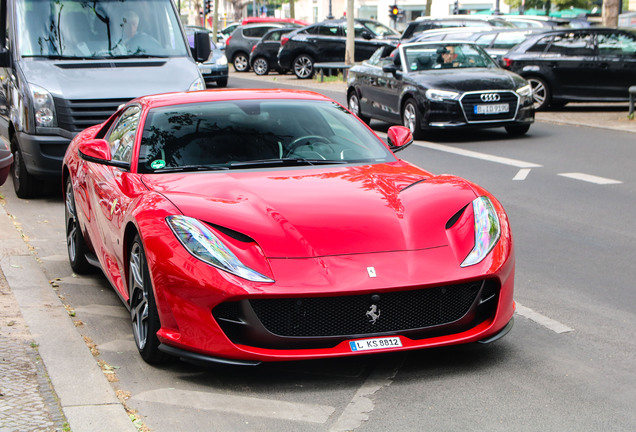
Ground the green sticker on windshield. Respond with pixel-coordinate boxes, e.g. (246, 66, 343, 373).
(151, 160, 166, 169)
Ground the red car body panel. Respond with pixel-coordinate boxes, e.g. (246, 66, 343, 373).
(62, 89, 515, 364)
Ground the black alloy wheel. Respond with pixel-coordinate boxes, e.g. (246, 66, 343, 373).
(293, 54, 314, 79)
(128, 235, 170, 364)
(65, 178, 94, 274)
(233, 53, 249, 72)
(252, 57, 269, 75)
(527, 76, 550, 111)
(347, 90, 370, 124)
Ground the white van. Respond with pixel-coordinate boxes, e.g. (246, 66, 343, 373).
(0, 0, 211, 197)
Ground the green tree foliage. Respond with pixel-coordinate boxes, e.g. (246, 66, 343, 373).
(503, 0, 593, 13)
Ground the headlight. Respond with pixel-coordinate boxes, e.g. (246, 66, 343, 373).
(516, 84, 532, 98)
(461, 196, 501, 267)
(216, 55, 228, 66)
(188, 77, 205, 91)
(425, 89, 460, 102)
(30, 84, 57, 127)
(166, 215, 273, 282)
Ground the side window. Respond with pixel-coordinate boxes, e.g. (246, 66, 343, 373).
(528, 35, 553, 53)
(475, 33, 496, 48)
(597, 32, 636, 57)
(316, 25, 340, 37)
(108, 105, 141, 164)
(492, 32, 528, 49)
(546, 32, 594, 56)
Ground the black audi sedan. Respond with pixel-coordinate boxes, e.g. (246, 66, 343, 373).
(347, 42, 535, 138)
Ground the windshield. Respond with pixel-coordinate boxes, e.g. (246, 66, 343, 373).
(402, 42, 499, 71)
(139, 100, 396, 173)
(17, 0, 189, 59)
(362, 21, 400, 37)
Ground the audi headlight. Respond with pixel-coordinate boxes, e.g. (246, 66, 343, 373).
(425, 89, 460, 102)
(516, 84, 532, 98)
(188, 77, 205, 91)
(461, 197, 501, 267)
(166, 215, 273, 282)
(30, 84, 57, 127)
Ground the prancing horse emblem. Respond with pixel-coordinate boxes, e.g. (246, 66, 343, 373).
(366, 304, 381, 324)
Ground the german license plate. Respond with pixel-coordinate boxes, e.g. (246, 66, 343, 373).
(349, 336, 402, 352)
(199, 66, 212, 74)
(474, 103, 509, 114)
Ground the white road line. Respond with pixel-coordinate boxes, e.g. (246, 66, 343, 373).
(132, 389, 335, 423)
(515, 302, 574, 334)
(513, 168, 532, 181)
(558, 172, 622, 185)
(414, 142, 542, 168)
(329, 363, 399, 432)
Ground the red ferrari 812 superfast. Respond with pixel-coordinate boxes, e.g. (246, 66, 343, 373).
(62, 89, 515, 365)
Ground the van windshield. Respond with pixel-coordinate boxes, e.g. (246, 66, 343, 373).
(17, 0, 190, 59)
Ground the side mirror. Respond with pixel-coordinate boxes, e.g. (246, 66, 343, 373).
(79, 139, 130, 169)
(382, 63, 399, 76)
(361, 31, 373, 40)
(387, 126, 414, 152)
(191, 31, 212, 63)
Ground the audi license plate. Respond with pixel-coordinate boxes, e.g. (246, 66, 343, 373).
(474, 103, 509, 114)
(349, 336, 402, 352)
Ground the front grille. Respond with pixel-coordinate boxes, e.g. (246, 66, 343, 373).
(460, 91, 519, 123)
(213, 280, 499, 349)
(250, 282, 481, 337)
(54, 98, 131, 132)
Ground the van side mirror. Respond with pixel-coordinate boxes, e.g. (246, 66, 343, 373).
(192, 31, 212, 63)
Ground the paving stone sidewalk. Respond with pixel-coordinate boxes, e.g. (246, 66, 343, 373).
(0, 268, 67, 432)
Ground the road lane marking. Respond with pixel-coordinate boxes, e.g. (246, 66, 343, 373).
(132, 389, 334, 423)
(515, 302, 574, 334)
(329, 362, 400, 432)
(513, 168, 532, 181)
(414, 142, 542, 168)
(558, 172, 622, 185)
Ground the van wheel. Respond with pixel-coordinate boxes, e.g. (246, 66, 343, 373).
(233, 53, 249, 72)
(527, 76, 550, 111)
(293, 54, 314, 79)
(216, 78, 228, 88)
(11, 137, 40, 199)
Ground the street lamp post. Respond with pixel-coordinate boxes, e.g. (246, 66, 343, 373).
(327, 0, 334, 19)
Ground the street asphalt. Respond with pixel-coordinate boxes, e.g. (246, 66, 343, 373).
(0, 73, 633, 432)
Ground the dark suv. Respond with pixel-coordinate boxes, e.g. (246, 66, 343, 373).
(277, 19, 399, 79)
(502, 28, 636, 110)
(249, 27, 298, 75)
(226, 23, 300, 72)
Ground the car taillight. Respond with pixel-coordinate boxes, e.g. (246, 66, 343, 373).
(280, 36, 289, 46)
(251, 45, 256, 53)
(226, 36, 232, 46)
(502, 58, 513, 68)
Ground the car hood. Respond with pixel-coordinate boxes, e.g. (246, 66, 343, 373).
(410, 67, 525, 92)
(142, 162, 478, 258)
(19, 57, 201, 99)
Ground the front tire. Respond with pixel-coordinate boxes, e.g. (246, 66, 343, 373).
(252, 57, 269, 75)
(65, 178, 94, 274)
(348, 90, 370, 124)
(505, 124, 531, 136)
(11, 136, 41, 199)
(129, 235, 170, 364)
(216, 78, 228, 88)
(402, 99, 423, 140)
(232, 53, 249, 72)
(527, 76, 551, 111)
(293, 54, 314, 79)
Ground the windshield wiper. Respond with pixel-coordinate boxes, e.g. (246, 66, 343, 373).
(228, 158, 348, 168)
(152, 164, 230, 173)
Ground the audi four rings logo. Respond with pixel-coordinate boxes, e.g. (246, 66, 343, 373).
(481, 93, 501, 102)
